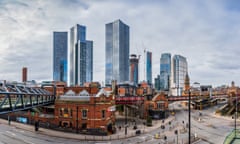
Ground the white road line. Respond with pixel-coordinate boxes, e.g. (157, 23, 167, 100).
(6, 131, 15, 136)
(6, 130, 35, 144)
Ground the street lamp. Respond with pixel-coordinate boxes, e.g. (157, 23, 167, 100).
(125, 106, 127, 135)
(235, 93, 238, 138)
(76, 106, 79, 133)
(188, 89, 191, 144)
(175, 129, 178, 144)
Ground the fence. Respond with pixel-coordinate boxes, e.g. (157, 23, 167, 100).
(224, 129, 240, 144)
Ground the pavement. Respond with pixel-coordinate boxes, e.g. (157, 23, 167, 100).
(0, 115, 176, 141)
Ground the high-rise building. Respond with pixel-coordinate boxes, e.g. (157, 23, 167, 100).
(86, 40, 93, 82)
(146, 51, 152, 84)
(22, 67, 27, 82)
(129, 54, 139, 85)
(170, 55, 188, 96)
(53, 32, 68, 82)
(105, 19, 129, 85)
(160, 53, 171, 91)
(69, 24, 93, 86)
(154, 75, 160, 91)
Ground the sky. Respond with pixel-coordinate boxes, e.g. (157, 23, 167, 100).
(0, 0, 240, 87)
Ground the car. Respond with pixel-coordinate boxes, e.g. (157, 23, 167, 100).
(135, 130, 141, 135)
(154, 133, 160, 139)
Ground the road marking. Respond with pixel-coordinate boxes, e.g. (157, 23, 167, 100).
(6, 131, 15, 136)
(145, 134, 153, 137)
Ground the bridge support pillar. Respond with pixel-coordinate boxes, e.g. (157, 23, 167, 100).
(8, 115, 11, 125)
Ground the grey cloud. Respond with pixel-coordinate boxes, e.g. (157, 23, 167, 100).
(1, 0, 240, 86)
(0, 0, 29, 7)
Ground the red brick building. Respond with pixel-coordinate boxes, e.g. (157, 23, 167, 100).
(54, 88, 116, 135)
(136, 82, 153, 96)
(144, 92, 168, 119)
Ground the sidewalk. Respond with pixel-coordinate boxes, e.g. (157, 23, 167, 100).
(0, 116, 176, 141)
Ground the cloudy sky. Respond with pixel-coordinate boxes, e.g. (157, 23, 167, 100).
(0, 0, 240, 86)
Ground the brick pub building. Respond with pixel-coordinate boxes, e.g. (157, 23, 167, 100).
(54, 88, 116, 135)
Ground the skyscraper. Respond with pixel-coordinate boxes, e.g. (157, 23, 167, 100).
(86, 40, 93, 82)
(146, 51, 152, 84)
(170, 55, 188, 96)
(69, 24, 93, 86)
(105, 19, 129, 85)
(53, 32, 68, 82)
(154, 75, 160, 91)
(160, 53, 171, 91)
(129, 54, 139, 85)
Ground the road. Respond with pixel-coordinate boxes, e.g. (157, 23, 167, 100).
(166, 101, 234, 144)
(0, 100, 235, 144)
(0, 124, 93, 144)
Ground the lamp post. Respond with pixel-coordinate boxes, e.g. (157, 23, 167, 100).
(188, 89, 191, 144)
(235, 93, 238, 138)
(76, 106, 79, 133)
(175, 129, 178, 144)
(125, 106, 127, 135)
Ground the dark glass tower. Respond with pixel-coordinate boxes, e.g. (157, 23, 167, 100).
(86, 40, 93, 82)
(69, 24, 93, 86)
(105, 19, 129, 85)
(53, 32, 68, 82)
(146, 51, 152, 84)
(160, 53, 171, 91)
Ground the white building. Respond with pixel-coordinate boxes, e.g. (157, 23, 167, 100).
(170, 55, 188, 96)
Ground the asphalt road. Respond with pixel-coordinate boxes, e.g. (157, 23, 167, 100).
(0, 124, 93, 144)
(0, 100, 235, 144)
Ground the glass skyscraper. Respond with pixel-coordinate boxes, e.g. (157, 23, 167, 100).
(129, 54, 139, 85)
(154, 75, 160, 91)
(86, 40, 93, 82)
(105, 19, 129, 85)
(170, 55, 188, 96)
(53, 32, 68, 82)
(69, 24, 93, 86)
(146, 51, 152, 84)
(160, 53, 171, 91)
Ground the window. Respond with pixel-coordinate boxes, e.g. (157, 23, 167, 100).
(149, 104, 153, 109)
(82, 109, 87, 119)
(63, 108, 68, 117)
(70, 109, 73, 117)
(157, 102, 165, 110)
(59, 109, 63, 117)
(143, 88, 147, 94)
(102, 110, 106, 119)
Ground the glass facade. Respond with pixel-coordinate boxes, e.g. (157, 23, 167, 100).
(105, 19, 129, 85)
(129, 54, 139, 85)
(170, 55, 188, 96)
(86, 40, 93, 82)
(53, 32, 68, 82)
(154, 75, 160, 91)
(160, 53, 171, 91)
(146, 51, 152, 84)
(69, 24, 93, 86)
